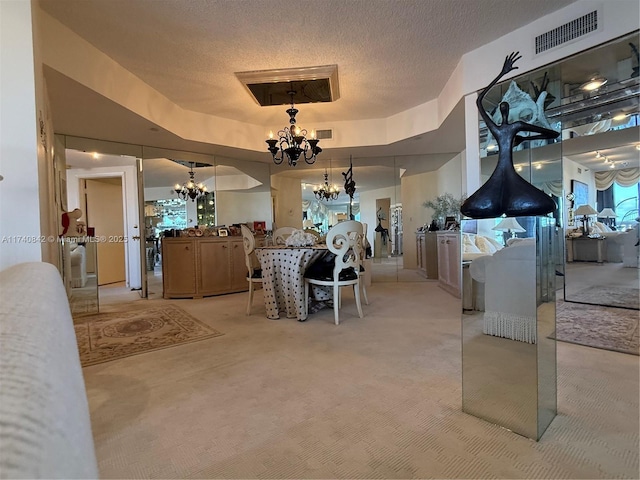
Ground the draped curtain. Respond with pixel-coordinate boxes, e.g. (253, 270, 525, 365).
(595, 167, 640, 190)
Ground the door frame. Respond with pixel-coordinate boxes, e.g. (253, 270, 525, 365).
(66, 163, 142, 289)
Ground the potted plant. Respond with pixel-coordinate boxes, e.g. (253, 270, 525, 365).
(422, 193, 466, 230)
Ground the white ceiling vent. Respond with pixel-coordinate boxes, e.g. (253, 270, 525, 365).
(315, 129, 333, 140)
(535, 10, 598, 54)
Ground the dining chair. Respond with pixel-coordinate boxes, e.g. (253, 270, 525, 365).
(304, 220, 364, 325)
(273, 226, 296, 245)
(240, 224, 263, 315)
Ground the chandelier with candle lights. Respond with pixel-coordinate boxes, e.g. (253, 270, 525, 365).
(266, 90, 322, 166)
(313, 169, 339, 201)
(174, 162, 209, 202)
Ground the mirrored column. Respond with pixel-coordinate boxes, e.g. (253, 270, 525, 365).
(462, 216, 557, 440)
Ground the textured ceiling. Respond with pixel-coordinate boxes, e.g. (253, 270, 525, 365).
(39, 0, 577, 128)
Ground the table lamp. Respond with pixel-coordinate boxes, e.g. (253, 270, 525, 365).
(303, 219, 315, 229)
(492, 217, 526, 237)
(598, 208, 616, 228)
(574, 204, 598, 235)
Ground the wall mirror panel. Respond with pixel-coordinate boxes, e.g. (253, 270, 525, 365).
(476, 31, 639, 311)
(558, 32, 640, 311)
(58, 135, 143, 310)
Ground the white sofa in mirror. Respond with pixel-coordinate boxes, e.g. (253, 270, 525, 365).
(566, 221, 635, 264)
(468, 237, 537, 344)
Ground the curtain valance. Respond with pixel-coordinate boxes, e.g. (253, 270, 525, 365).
(595, 167, 639, 190)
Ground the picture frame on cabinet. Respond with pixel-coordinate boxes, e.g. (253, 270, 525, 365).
(218, 228, 229, 237)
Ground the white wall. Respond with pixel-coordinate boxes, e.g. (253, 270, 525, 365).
(67, 163, 141, 288)
(215, 191, 272, 229)
(0, 1, 43, 269)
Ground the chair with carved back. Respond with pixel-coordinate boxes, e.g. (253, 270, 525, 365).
(241, 224, 263, 315)
(304, 220, 364, 325)
(273, 226, 297, 246)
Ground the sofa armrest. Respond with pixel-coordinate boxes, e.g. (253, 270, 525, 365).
(0, 262, 98, 479)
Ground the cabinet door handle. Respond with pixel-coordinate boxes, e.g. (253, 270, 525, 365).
(185, 246, 189, 250)
(234, 244, 238, 248)
(222, 244, 228, 248)
(446, 240, 450, 244)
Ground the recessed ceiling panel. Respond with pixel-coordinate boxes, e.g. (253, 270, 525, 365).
(236, 65, 340, 107)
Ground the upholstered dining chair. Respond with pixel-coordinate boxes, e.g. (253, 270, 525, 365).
(241, 224, 263, 315)
(273, 226, 297, 245)
(304, 220, 364, 325)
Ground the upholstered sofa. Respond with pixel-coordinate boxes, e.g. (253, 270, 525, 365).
(70, 244, 88, 287)
(461, 233, 504, 261)
(621, 226, 639, 267)
(0, 262, 98, 478)
(567, 222, 631, 263)
(469, 238, 537, 343)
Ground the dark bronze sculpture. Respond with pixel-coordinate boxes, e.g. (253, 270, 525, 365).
(460, 52, 560, 219)
(342, 157, 357, 220)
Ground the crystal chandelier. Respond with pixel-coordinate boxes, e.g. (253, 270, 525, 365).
(173, 162, 209, 202)
(313, 169, 339, 201)
(266, 90, 322, 166)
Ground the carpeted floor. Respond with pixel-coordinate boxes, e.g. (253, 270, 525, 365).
(555, 300, 639, 355)
(74, 304, 224, 366)
(568, 285, 640, 310)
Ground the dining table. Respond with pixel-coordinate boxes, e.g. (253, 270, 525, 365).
(255, 244, 331, 321)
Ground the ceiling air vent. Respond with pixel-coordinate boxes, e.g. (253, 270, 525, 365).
(315, 129, 333, 140)
(535, 10, 598, 54)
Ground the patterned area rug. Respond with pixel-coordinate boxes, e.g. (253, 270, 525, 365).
(554, 300, 639, 355)
(74, 304, 224, 366)
(567, 285, 639, 310)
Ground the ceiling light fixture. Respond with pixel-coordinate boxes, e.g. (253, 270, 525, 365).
(266, 90, 321, 167)
(313, 169, 339, 201)
(613, 113, 628, 121)
(580, 75, 607, 91)
(595, 151, 602, 158)
(174, 162, 209, 202)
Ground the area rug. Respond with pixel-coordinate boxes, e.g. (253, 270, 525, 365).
(554, 300, 639, 355)
(74, 304, 224, 366)
(567, 285, 640, 310)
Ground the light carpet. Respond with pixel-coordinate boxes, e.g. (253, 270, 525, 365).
(568, 285, 639, 310)
(555, 300, 639, 355)
(74, 304, 224, 366)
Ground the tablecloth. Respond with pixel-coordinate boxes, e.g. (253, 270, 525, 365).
(256, 246, 330, 321)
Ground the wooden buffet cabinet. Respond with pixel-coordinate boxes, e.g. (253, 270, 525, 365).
(415, 232, 439, 279)
(162, 237, 248, 299)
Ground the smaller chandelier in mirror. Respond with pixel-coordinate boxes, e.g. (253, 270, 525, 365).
(266, 90, 322, 166)
(174, 162, 209, 202)
(313, 170, 339, 201)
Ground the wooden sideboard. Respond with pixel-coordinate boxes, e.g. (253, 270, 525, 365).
(436, 232, 461, 298)
(416, 232, 439, 279)
(162, 236, 247, 299)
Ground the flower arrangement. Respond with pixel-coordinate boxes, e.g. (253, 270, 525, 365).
(422, 193, 466, 228)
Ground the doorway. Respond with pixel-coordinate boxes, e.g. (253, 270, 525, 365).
(85, 177, 126, 286)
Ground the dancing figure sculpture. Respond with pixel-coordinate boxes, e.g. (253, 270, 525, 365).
(461, 52, 560, 219)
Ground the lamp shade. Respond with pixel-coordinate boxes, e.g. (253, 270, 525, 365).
(303, 219, 315, 229)
(598, 208, 616, 218)
(492, 217, 526, 233)
(574, 204, 598, 216)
